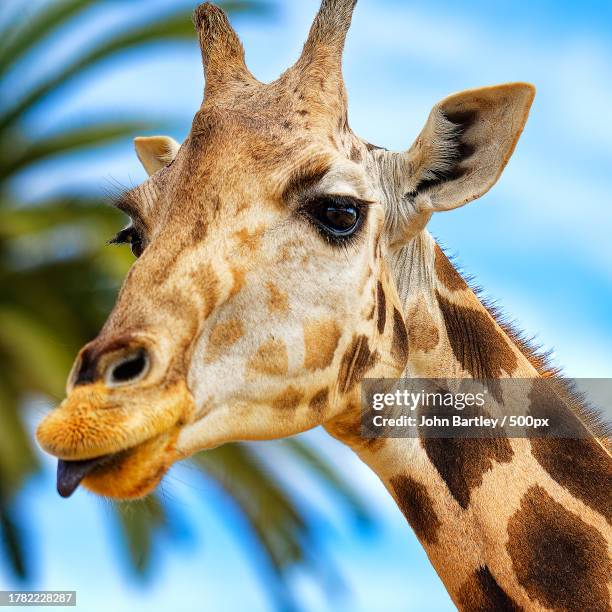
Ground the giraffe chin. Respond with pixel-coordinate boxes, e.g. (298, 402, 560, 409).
(79, 427, 180, 500)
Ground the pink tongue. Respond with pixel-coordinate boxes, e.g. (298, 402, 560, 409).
(56, 456, 111, 498)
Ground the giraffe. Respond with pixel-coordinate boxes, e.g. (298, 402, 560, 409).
(36, 1, 611, 609)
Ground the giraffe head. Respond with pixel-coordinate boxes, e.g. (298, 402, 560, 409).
(36, 1, 534, 499)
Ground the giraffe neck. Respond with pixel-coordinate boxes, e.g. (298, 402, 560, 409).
(326, 231, 611, 611)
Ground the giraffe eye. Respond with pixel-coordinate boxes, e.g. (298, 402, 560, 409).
(110, 226, 145, 258)
(308, 195, 363, 239)
(130, 234, 145, 258)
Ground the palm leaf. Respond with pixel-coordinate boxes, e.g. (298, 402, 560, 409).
(0, 494, 28, 580)
(0, 197, 117, 235)
(281, 438, 373, 526)
(0, 374, 38, 490)
(0, 121, 157, 180)
(114, 495, 168, 575)
(0, 0, 98, 76)
(0, 4, 27, 61)
(192, 444, 306, 611)
(1, 254, 127, 335)
(0, 1, 274, 135)
(193, 444, 309, 571)
(0, 10, 195, 134)
(0, 305, 74, 397)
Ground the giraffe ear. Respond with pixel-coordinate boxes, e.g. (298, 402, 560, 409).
(134, 136, 180, 176)
(399, 83, 535, 213)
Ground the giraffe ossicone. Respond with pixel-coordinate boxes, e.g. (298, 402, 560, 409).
(36, 1, 611, 609)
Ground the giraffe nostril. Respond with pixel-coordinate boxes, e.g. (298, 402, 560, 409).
(73, 351, 97, 386)
(107, 349, 149, 386)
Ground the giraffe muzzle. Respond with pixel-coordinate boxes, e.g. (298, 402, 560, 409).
(36, 351, 196, 499)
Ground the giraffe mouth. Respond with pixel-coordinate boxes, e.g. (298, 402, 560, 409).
(56, 442, 147, 498)
(51, 428, 180, 500)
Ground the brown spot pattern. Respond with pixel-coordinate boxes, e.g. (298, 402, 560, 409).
(527, 381, 612, 523)
(234, 226, 264, 251)
(507, 485, 611, 611)
(309, 388, 329, 413)
(376, 281, 387, 335)
(205, 319, 243, 363)
(434, 244, 468, 292)
(530, 436, 612, 524)
(390, 474, 441, 545)
(278, 238, 307, 263)
(197, 263, 220, 319)
(326, 404, 386, 452)
(303, 319, 341, 371)
(420, 401, 513, 508)
(272, 386, 304, 410)
(436, 291, 518, 402)
(457, 566, 522, 612)
(407, 297, 440, 353)
(191, 217, 207, 242)
(338, 335, 378, 394)
(391, 307, 409, 366)
(266, 282, 289, 315)
(229, 266, 246, 298)
(247, 339, 288, 376)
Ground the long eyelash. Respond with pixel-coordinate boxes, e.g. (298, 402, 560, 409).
(112, 194, 139, 217)
(102, 178, 131, 203)
(103, 183, 145, 225)
(303, 194, 373, 210)
(103, 182, 134, 214)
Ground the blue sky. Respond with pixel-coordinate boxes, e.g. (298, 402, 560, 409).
(3, 1, 612, 611)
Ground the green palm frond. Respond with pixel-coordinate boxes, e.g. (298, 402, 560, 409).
(0, 121, 159, 180)
(0, 494, 27, 581)
(193, 445, 307, 571)
(0, 305, 74, 397)
(0, 197, 116, 235)
(0, 9, 196, 134)
(0, 0, 98, 75)
(282, 438, 373, 526)
(114, 495, 170, 575)
(0, 373, 37, 490)
(192, 444, 308, 611)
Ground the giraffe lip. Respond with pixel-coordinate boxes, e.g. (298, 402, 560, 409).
(56, 454, 117, 498)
